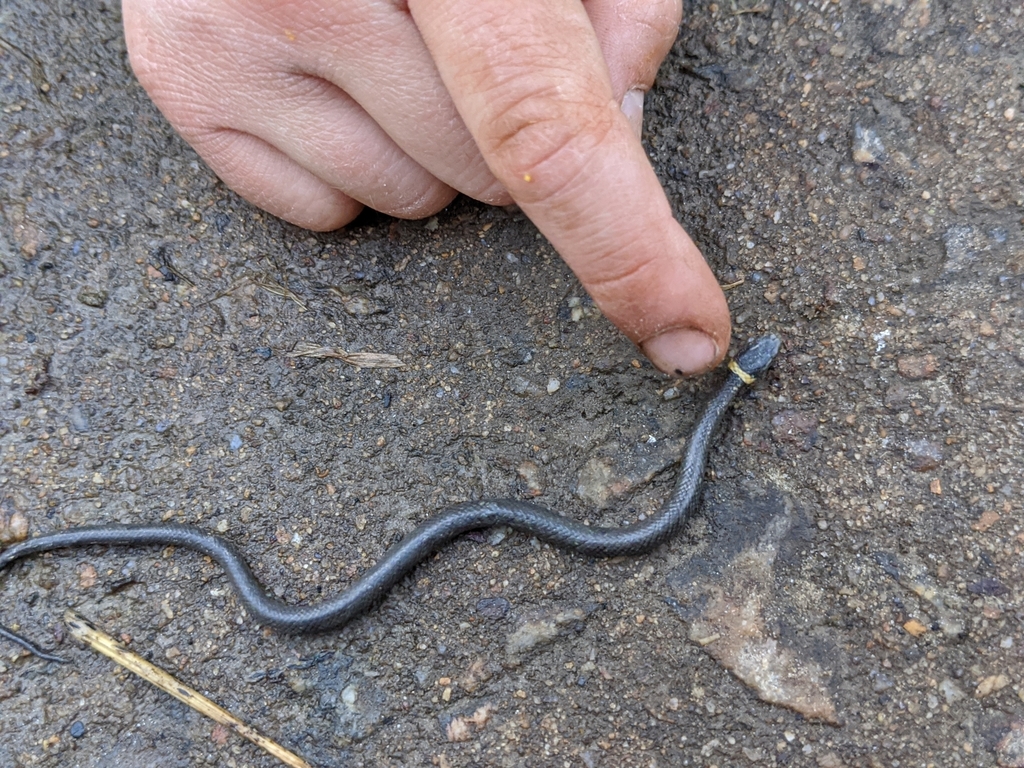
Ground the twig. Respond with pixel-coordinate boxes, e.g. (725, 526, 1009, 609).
(64, 610, 313, 768)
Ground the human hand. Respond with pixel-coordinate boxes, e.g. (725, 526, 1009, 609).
(123, 0, 731, 375)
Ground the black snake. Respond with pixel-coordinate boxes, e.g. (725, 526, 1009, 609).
(0, 334, 780, 663)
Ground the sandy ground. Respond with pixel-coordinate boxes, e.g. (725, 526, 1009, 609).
(1, 1, 1022, 766)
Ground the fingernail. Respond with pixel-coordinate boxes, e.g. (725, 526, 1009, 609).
(642, 329, 719, 377)
(620, 87, 645, 139)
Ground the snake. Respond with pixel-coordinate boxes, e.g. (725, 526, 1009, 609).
(0, 334, 780, 663)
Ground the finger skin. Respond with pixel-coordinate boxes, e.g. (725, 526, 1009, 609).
(124, 0, 459, 225)
(124, 0, 503, 223)
(409, 0, 731, 374)
(585, 0, 683, 99)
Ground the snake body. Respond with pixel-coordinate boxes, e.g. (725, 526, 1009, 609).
(0, 335, 780, 662)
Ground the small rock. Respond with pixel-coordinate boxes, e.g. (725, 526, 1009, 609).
(228, 434, 243, 451)
(506, 607, 587, 657)
(342, 685, 358, 707)
(903, 619, 928, 637)
(445, 717, 471, 743)
(69, 405, 90, 432)
(906, 439, 944, 471)
(575, 436, 687, 508)
(516, 460, 543, 497)
(0, 509, 29, 544)
(546, 378, 560, 394)
(254, 346, 272, 360)
(445, 704, 494, 743)
(476, 597, 510, 619)
(997, 721, 1024, 767)
(662, 387, 680, 401)
(509, 376, 543, 397)
(871, 670, 895, 692)
(897, 354, 938, 380)
(972, 511, 1000, 532)
(939, 678, 966, 705)
(852, 122, 886, 164)
(771, 409, 819, 450)
(77, 288, 109, 308)
(340, 294, 387, 317)
(742, 746, 764, 761)
(78, 564, 98, 589)
(975, 674, 1010, 698)
(942, 225, 980, 273)
(968, 578, 1008, 596)
(150, 335, 176, 350)
(69, 721, 86, 739)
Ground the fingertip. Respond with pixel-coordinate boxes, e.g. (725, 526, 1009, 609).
(641, 327, 725, 377)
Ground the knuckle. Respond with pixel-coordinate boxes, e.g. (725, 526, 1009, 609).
(481, 85, 616, 202)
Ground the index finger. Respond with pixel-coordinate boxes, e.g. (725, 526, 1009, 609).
(408, 0, 731, 375)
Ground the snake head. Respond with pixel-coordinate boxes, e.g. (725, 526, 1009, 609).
(733, 334, 781, 378)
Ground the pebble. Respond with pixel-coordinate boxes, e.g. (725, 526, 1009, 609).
(69, 721, 86, 739)
(340, 294, 386, 317)
(771, 410, 819, 450)
(851, 123, 885, 164)
(476, 597, 510, 619)
(254, 346, 272, 360)
(505, 607, 587, 657)
(967, 578, 1008, 596)
(76, 288, 108, 308)
(509, 376, 543, 397)
(516, 461, 543, 497)
(546, 378, 560, 394)
(341, 685, 358, 707)
(662, 387, 680, 401)
(870, 670, 895, 692)
(997, 721, 1024, 767)
(975, 674, 1010, 698)
(0, 509, 29, 544)
(905, 439, 944, 471)
(896, 354, 938, 380)
(971, 511, 1001, 532)
(69, 405, 90, 432)
(228, 434, 243, 451)
(939, 678, 966, 704)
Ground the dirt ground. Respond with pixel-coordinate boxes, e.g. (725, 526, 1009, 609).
(1, 1, 1022, 766)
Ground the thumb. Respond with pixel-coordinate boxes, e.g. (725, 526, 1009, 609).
(409, 0, 731, 375)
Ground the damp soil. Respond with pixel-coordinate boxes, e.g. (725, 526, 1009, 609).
(1, 1, 1022, 766)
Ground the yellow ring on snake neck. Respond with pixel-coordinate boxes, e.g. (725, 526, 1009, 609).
(728, 359, 756, 385)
